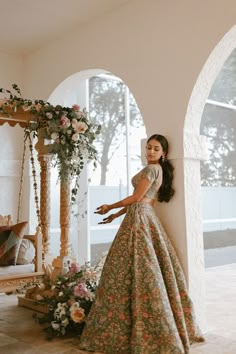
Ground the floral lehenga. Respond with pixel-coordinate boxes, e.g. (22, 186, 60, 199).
(79, 164, 204, 353)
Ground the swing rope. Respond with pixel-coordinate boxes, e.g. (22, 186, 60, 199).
(17, 129, 41, 227)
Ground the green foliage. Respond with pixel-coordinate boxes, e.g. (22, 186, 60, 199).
(0, 84, 101, 203)
(32, 261, 103, 339)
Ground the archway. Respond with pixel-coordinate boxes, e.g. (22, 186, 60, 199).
(184, 25, 236, 327)
(47, 69, 146, 264)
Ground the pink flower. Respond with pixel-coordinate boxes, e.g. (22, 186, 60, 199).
(72, 104, 80, 111)
(68, 262, 80, 275)
(75, 122, 88, 133)
(59, 115, 70, 128)
(74, 283, 89, 298)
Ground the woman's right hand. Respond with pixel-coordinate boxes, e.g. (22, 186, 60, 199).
(98, 214, 116, 224)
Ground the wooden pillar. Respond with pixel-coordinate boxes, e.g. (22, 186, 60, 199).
(35, 133, 52, 270)
(37, 153, 52, 257)
(60, 179, 71, 257)
(51, 178, 73, 280)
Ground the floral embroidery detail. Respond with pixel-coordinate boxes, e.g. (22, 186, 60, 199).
(79, 203, 204, 353)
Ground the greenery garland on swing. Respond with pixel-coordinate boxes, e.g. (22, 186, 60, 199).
(0, 84, 101, 203)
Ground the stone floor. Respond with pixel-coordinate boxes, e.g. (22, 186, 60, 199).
(0, 263, 236, 354)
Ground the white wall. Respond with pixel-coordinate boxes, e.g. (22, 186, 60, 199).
(0, 52, 28, 224)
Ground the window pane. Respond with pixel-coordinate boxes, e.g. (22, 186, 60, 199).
(201, 67, 236, 268)
(88, 75, 146, 264)
(208, 48, 236, 104)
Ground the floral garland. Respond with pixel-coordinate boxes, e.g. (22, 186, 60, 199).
(0, 84, 101, 203)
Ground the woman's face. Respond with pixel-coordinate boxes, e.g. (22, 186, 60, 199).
(146, 139, 164, 164)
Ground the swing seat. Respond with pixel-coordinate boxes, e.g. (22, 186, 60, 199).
(0, 215, 44, 294)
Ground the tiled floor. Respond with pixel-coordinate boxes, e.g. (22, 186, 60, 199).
(0, 263, 236, 354)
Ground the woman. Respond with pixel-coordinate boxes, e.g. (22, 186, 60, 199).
(79, 134, 204, 353)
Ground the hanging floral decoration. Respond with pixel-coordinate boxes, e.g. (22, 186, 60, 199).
(0, 84, 101, 203)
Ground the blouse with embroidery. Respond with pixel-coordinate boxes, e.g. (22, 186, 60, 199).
(131, 164, 162, 199)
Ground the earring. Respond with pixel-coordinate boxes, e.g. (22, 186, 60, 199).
(161, 155, 167, 162)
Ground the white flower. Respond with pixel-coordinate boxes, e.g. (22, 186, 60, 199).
(56, 302, 63, 309)
(59, 292, 63, 296)
(46, 112, 53, 119)
(70, 302, 80, 311)
(72, 133, 80, 141)
(51, 132, 59, 140)
(60, 309, 66, 316)
(51, 321, 60, 330)
(61, 318, 69, 327)
(71, 118, 78, 128)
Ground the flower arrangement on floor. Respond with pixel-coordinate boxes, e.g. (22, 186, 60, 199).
(0, 84, 101, 203)
(31, 260, 104, 339)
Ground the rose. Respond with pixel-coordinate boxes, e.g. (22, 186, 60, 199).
(74, 283, 88, 297)
(59, 115, 71, 128)
(71, 118, 78, 129)
(68, 262, 80, 275)
(75, 122, 88, 133)
(51, 132, 59, 140)
(72, 104, 80, 111)
(70, 307, 85, 323)
(72, 133, 80, 141)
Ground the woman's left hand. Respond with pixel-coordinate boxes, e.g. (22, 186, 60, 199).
(95, 204, 111, 215)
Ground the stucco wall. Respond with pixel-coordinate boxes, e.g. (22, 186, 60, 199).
(0, 51, 27, 223)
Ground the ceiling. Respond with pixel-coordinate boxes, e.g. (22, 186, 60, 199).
(0, 0, 130, 55)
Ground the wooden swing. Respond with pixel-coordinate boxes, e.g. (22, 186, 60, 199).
(0, 100, 73, 293)
(0, 129, 44, 293)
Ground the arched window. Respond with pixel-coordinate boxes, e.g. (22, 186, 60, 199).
(88, 74, 146, 264)
(200, 49, 236, 268)
(48, 71, 146, 264)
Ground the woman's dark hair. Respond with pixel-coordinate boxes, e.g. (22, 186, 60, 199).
(147, 134, 175, 202)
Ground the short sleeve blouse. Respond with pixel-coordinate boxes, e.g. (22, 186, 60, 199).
(131, 164, 162, 199)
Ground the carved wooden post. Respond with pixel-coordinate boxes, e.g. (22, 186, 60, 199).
(52, 178, 73, 280)
(60, 179, 71, 257)
(38, 154, 52, 257)
(35, 133, 52, 268)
